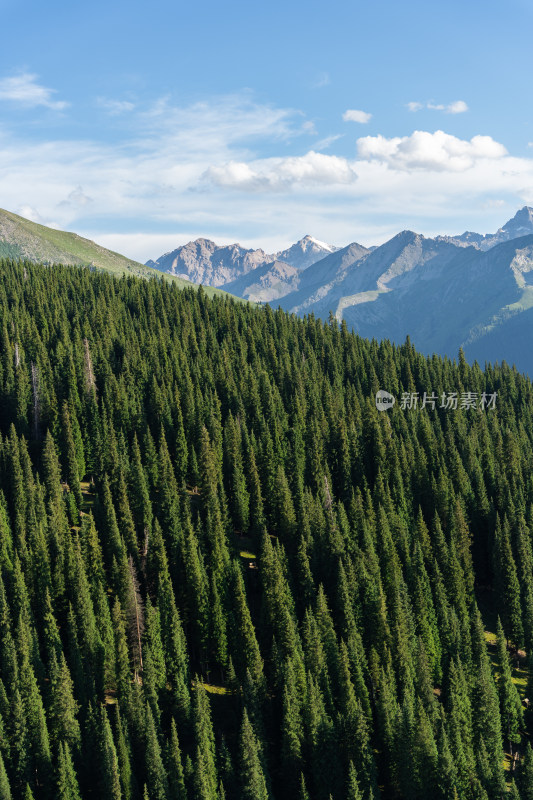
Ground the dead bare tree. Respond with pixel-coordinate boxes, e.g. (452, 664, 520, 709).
(140, 526, 150, 578)
(142, 526, 149, 559)
(126, 555, 144, 681)
(324, 475, 333, 510)
(323, 475, 338, 534)
(83, 338, 96, 395)
(31, 362, 40, 440)
(14, 343, 20, 368)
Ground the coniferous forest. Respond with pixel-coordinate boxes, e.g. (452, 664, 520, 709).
(2, 257, 533, 800)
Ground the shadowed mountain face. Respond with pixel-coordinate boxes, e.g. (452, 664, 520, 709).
(278, 233, 533, 375)
(223, 260, 301, 303)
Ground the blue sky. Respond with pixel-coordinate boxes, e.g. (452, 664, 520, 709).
(1, 0, 533, 260)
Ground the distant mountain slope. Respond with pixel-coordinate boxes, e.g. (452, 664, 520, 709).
(0, 209, 231, 298)
(0, 208, 156, 277)
(335, 235, 533, 374)
(272, 227, 533, 375)
(224, 260, 300, 303)
(438, 206, 533, 250)
(279, 232, 463, 317)
(274, 241, 371, 312)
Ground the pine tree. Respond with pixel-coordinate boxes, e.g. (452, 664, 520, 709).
(192, 685, 217, 800)
(230, 564, 263, 684)
(167, 718, 187, 800)
(48, 652, 81, 753)
(346, 761, 362, 800)
(518, 741, 533, 800)
(238, 709, 269, 800)
(495, 617, 524, 754)
(114, 706, 135, 800)
(97, 705, 122, 800)
(56, 741, 82, 800)
(61, 402, 83, 508)
(0, 751, 12, 800)
(144, 705, 169, 800)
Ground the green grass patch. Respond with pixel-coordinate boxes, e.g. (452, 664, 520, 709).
(193, 680, 234, 696)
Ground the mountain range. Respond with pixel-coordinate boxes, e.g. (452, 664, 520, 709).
(145, 234, 337, 287)
(147, 207, 533, 375)
(2, 204, 533, 375)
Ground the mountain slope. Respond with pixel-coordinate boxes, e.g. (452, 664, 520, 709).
(275, 229, 533, 375)
(272, 241, 371, 312)
(337, 235, 533, 373)
(278, 233, 459, 316)
(223, 259, 300, 302)
(0, 208, 232, 298)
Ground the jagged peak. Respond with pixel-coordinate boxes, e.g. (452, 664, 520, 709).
(501, 206, 533, 229)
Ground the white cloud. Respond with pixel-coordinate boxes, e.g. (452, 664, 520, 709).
(313, 133, 344, 151)
(1, 86, 533, 260)
(357, 130, 507, 172)
(59, 186, 93, 208)
(97, 98, 136, 115)
(408, 99, 469, 114)
(17, 205, 44, 223)
(446, 100, 469, 114)
(343, 109, 372, 124)
(0, 72, 68, 110)
(89, 232, 202, 263)
(204, 151, 358, 192)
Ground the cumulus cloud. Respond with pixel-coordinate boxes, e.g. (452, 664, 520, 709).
(0, 72, 68, 110)
(343, 109, 372, 124)
(407, 99, 469, 114)
(204, 151, 358, 192)
(356, 130, 507, 172)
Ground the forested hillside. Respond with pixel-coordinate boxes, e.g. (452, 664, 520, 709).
(1, 258, 533, 800)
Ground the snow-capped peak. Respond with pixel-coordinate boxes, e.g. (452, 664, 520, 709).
(301, 235, 336, 252)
